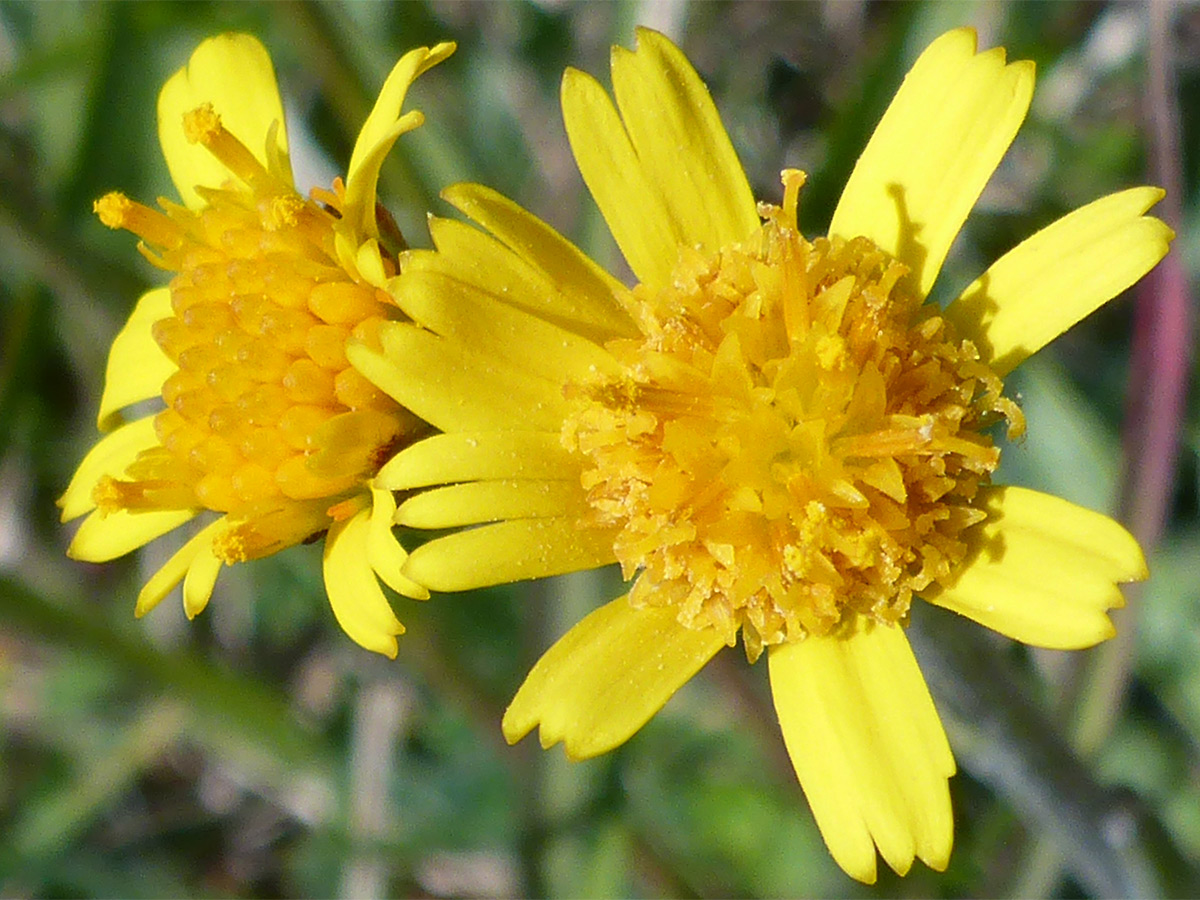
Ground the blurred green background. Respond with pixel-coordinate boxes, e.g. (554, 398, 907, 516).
(2, 0, 1199, 896)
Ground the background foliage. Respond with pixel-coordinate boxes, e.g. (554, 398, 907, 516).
(1, 1, 1199, 896)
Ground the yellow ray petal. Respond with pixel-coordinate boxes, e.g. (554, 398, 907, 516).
(376, 431, 579, 490)
(944, 187, 1173, 375)
(413, 215, 636, 343)
(769, 623, 955, 883)
(333, 229, 363, 284)
(343, 106, 424, 242)
(561, 65, 682, 288)
(68, 508, 197, 563)
(393, 268, 620, 383)
(354, 237, 390, 289)
(923, 486, 1145, 649)
(157, 33, 289, 208)
(323, 506, 404, 658)
(609, 28, 759, 253)
(59, 417, 160, 521)
(397, 479, 588, 529)
(503, 596, 727, 759)
(343, 41, 455, 238)
(134, 519, 225, 617)
(183, 539, 223, 619)
(97, 288, 175, 432)
(347, 322, 568, 433)
(439, 183, 640, 339)
(367, 486, 429, 600)
(774, 684, 878, 885)
(403, 517, 619, 592)
(843, 623, 955, 873)
(829, 28, 1034, 298)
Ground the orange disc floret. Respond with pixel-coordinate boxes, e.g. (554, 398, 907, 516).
(93, 106, 425, 563)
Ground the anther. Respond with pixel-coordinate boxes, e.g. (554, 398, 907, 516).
(265, 195, 303, 231)
(92, 475, 123, 513)
(327, 496, 367, 522)
(182, 103, 222, 145)
(94, 192, 133, 229)
(212, 528, 249, 564)
(568, 170, 1021, 651)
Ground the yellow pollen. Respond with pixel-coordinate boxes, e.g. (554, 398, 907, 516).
(566, 171, 1023, 661)
(182, 103, 273, 190)
(94, 192, 185, 249)
(95, 123, 429, 560)
(211, 500, 335, 564)
(183, 103, 222, 145)
(94, 192, 132, 229)
(212, 528, 249, 564)
(92, 475, 123, 512)
(268, 195, 303, 230)
(92, 473, 198, 514)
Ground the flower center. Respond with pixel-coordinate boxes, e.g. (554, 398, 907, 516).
(93, 104, 425, 562)
(565, 170, 1023, 661)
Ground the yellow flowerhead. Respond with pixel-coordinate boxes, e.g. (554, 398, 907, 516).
(350, 28, 1172, 880)
(60, 34, 454, 658)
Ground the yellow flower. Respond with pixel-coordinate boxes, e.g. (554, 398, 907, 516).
(349, 28, 1172, 880)
(59, 33, 454, 658)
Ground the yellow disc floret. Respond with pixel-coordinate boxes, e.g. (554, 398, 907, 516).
(565, 170, 1024, 661)
(93, 106, 426, 563)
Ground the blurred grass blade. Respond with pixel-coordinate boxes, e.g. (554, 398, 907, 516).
(0, 574, 336, 777)
(13, 701, 187, 864)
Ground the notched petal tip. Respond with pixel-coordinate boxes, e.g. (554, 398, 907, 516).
(946, 185, 1176, 376)
(928, 25, 978, 54)
(183, 548, 223, 619)
(829, 25, 1034, 298)
(559, 66, 590, 102)
(158, 32, 289, 207)
(499, 706, 538, 747)
(1009, 56, 1037, 88)
(501, 599, 725, 766)
(769, 627, 953, 884)
(323, 507, 406, 658)
(925, 486, 1144, 649)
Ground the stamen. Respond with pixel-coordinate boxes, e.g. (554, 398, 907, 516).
(93, 474, 197, 513)
(780, 168, 805, 231)
(183, 103, 272, 190)
(309, 177, 347, 217)
(94, 192, 185, 249)
(266, 195, 303, 230)
(212, 501, 332, 563)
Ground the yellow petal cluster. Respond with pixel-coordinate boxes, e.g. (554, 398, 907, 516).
(568, 170, 1023, 660)
(61, 34, 452, 656)
(91, 132, 417, 562)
